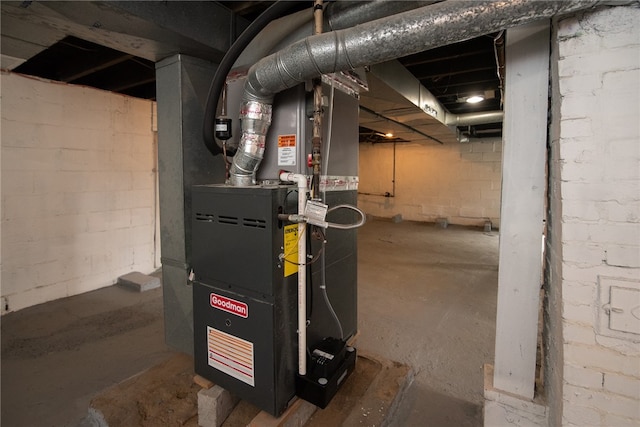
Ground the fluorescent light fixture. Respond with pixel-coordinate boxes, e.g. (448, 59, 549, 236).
(385, 132, 394, 138)
(466, 95, 485, 104)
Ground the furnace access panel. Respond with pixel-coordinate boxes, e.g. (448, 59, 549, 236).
(192, 185, 298, 415)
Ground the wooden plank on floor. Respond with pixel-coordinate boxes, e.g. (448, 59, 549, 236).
(194, 374, 214, 390)
(248, 398, 317, 427)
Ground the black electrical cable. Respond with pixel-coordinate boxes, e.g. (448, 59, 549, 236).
(284, 190, 297, 210)
(203, 1, 301, 156)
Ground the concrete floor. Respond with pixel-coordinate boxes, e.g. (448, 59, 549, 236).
(1, 218, 498, 426)
(357, 219, 498, 426)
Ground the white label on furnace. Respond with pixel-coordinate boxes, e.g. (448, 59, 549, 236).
(278, 134, 296, 166)
(312, 348, 335, 360)
(207, 326, 255, 387)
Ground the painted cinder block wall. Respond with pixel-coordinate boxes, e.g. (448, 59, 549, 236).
(1, 72, 158, 313)
(358, 137, 502, 227)
(546, 5, 640, 426)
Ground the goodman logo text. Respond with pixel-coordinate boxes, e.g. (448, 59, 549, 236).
(210, 293, 248, 318)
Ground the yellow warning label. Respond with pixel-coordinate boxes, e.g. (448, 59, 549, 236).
(278, 134, 296, 147)
(284, 224, 298, 277)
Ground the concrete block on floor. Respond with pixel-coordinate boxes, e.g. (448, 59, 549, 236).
(117, 271, 160, 292)
(484, 364, 548, 427)
(198, 385, 240, 427)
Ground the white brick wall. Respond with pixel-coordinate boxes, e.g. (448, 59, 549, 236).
(552, 5, 640, 426)
(358, 137, 502, 227)
(1, 72, 158, 313)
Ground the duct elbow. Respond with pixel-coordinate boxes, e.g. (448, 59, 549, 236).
(243, 60, 278, 104)
(243, 30, 351, 104)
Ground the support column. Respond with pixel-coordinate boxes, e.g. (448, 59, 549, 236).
(155, 54, 225, 354)
(485, 20, 551, 426)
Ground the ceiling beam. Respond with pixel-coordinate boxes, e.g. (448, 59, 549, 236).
(398, 34, 497, 65)
(1, 1, 244, 64)
(414, 65, 496, 81)
(401, 48, 494, 67)
(360, 106, 444, 145)
(108, 76, 156, 93)
(60, 51, 134, 82)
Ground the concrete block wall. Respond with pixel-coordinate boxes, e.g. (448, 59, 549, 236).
(358, 137, 502, 227)
(1, 72, 158, 313)
(548, 5, 640, 426)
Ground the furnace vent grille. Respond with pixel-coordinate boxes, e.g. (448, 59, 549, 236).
(217, 215, 238, 225)
(243, 218, 266, 228)
(195, 213, 215, 222)
(195, 213, 266, 229)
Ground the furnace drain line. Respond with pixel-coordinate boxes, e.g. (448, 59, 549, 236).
(279, 171, 309, 376)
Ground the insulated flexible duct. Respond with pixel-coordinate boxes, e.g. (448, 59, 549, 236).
(229, 0, 596, 186)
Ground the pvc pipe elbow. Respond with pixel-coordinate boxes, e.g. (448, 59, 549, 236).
(279, 172, 307, 189)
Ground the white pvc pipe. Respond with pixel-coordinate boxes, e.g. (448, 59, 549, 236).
(280, 171, 308, 376)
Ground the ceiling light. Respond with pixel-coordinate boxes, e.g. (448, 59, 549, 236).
(466, 95, 485, 104)
(385, 132, 394, 138)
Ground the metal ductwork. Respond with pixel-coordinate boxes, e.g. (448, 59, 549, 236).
(445, 111, 505, 127)
(230, 0, 596, 186)
(362, 59, 504, 143)
(232, 1, 437, 79)
(325, 1, 438, 31)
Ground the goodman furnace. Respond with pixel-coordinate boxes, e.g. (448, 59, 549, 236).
(192, 184, 359, 415)
(189, 9, 365, 410)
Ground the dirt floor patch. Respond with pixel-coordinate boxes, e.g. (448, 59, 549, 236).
(89, 353, 199, 426)
(87, 352, 411, 427)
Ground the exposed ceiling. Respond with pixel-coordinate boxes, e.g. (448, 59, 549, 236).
(399, 34, 503, 116)
(14, 35, 157, 100)
(3, 1, 503, 143)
